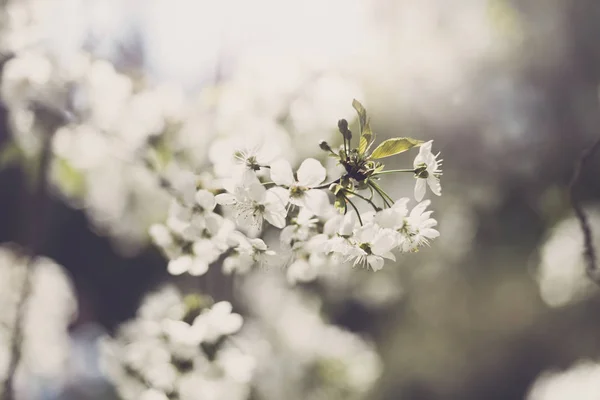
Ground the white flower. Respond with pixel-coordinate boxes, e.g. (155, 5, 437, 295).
(223, 252, 255, 275)
(140, 388, 170, 400)
(161, 319, 204, 347)
(280, 208, 319, 247)
(209, 134, 281, 180)
(223, 237, 277, 273)
(399, 200, 440, 252)
(345, 224, 397, 271)
(240, 238, 277, 268)
(215, 181, 288, 229)
(195, 189, 217, 212)
(193, 301, 243, 343)
(171, 170, 199, 207)
(270, 158, 330, 215)
(374, 198, 409, 230)
(286, 258, 319, 284)
(167, 254, 210, 276)
(217, 346, 256, 383)
(413, 140, 442, 201)
(149, 224, 174, 248)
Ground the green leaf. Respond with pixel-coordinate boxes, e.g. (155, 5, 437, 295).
(358, 125, 375, 155)
(352, 99, 367, 133)
(370, 137, 424, 159)
(353, 99, 376, 155)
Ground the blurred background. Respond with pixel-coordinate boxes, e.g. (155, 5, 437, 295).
(2, 0, 600, 399)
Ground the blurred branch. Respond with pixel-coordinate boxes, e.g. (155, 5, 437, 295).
(569, 137, 600, 285)
(1, 102, 68, 400)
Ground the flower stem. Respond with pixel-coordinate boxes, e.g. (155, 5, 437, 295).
(373, 168, 415, 176)
(369, 180, 392, 208)
(344, 195, 363, 226)
(315, 178, 341, 190)
(343, 188, 381, 211)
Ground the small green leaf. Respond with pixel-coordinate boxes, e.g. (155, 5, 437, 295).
(353, 99, 376, 155)
(370, 137, 424, 159)
(352, 99, 367, 132)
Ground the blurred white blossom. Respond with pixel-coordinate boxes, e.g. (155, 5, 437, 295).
(100, 286, 254, 400)
(527, 361, 600, 400)
(537, 208, 600, 307)
(0, 245, 76, 399)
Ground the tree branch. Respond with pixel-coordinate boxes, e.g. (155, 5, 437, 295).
(1, 102, 67, 400)
(569, 137, 600, 285)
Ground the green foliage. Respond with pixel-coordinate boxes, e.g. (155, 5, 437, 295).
(352, 99, 375, 155)
(370, 137, 424, 159)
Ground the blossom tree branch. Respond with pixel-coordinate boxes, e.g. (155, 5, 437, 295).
(569, 137, 600, 285)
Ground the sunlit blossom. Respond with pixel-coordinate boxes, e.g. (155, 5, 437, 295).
(413, 140, 442, 201)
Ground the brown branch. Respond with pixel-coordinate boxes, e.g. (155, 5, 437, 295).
(569, 137, 600, 285)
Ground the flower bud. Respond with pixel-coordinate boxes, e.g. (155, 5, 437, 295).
(338, 119, 352, 140)
(319, 140, 332, 152)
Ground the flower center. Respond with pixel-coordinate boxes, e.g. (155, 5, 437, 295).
(254, 203, 265, 215)
(290, 185, 307, 198)
(359, 242, 372, 255)
(415, 164, 429, 179)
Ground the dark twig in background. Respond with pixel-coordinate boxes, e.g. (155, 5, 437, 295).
(1, 103, 68, 400)
(569, 137, 600, 285)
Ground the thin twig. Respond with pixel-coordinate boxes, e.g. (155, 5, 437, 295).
(2, 102, 65, 400)
(569, 137, 600, 285)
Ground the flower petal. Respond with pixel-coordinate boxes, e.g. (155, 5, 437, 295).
(413, 140, 433, 168)
(215, 193, 237, 205)
(338, 210, 358, 236)
(287, 259, 318, 284)
(297, 158, 326, 187)
(168, 255, 192, 275)
(414, 179, 427, 202)
(372, 233, 396, 255)
(270, 159, 295, 186)
(189, 259, 209, 276)
(367, 255, 384, 271)
(195, 189, 216, 210)
(301, 189, 330, 216)
(427, 176, 442, 196)
(264, 206, 287, 229)
(248, 181, 267, 201)
(267, 186, 290, 206)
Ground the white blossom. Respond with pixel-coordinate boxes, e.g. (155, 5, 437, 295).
(215, 180, 288, 230)
(270, 158, 330, 215)
(413, 140, 442, 201)
(399, 200, 440, 252)
(344, 224, 397, 271)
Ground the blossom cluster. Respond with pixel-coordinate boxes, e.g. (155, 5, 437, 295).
(0, 245, 76, 399)
(100, 286, 255, 400)
(150, 100, 443, 282)
(240, 273, 382, 400)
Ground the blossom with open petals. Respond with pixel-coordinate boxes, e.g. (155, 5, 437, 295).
(270, 158, 330, 215)
(345, 224, 396, 271)
(215, 181, 288, 229)
(413, 140, 442, 201)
